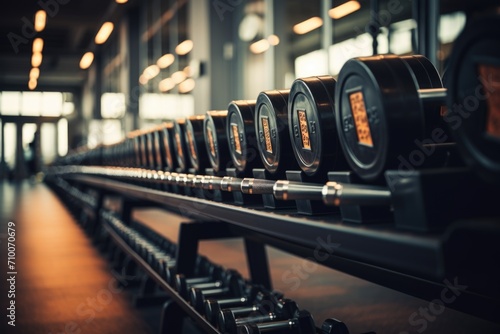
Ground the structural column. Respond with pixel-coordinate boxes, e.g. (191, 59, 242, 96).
(14, 122, 28, 180)
(0, 119, 7, 179)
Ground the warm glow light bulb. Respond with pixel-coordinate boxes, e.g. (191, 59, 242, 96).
(95, 22, 114, 44)
(175, 40, 193, 55)
(79, 52, 94, 69)
(33, 38, 44, 53)
(35, 10, 46, 32)
(31, 52, 43, 67)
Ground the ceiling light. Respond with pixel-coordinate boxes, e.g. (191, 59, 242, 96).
(143, 64, 160, 80)
(115, 0, 128, 3)
(33, 38, 44, 53)
(159, 78, 175, 92)
(95, 22, 114, 44)
(30, 68, 40, 80)
(183, 65, 192, 76)
(35, 10, 46, 32)
(139, 74, 149, 85)
(267, 34, 280, 46)
(175, 40, 193, 55)
(79, 52, 94, 69)
(28, 79, 37, 90)
(171, 71, 187, 84)
(157, 53, 175, 69)
(249, 39, 270, 54)
(178, 78, 195, 93)
(329, 1, 361, 19)
(238, 14, 262, 41)
(31, 52, 43, 67)
(293, 17, 323, 35)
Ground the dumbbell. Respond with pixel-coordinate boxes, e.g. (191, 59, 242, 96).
(151, 243, 176, 275)
(204, 110, 232, 173)
(140, 130, 150, 169)
(214, 289, 284, 329)
(146, 130, 158, 170)
(202, 175, 223, 191)
(173, 119, 190, 172)
(226, 100, 262, 175)
(321, 318, 349, 334)
(288, 76, 349, 178)
(185, 115, 211, 173)
(193, 174, 205, 189)
(445, 14, 500, 183)
(164, 255, 214, 285)
(124, 137, 135, 167)
(237, 310, 316, 334)
(175, 264, 225, 298)
(335, 54, 461, 182)
(159, 122, 178, 173)
(189, 270, 245, 312)
(154, 253, 175, 274)
(143, 244, 168, 264)
(204, 285, 272, 325)
(271, 179, 392, 207)
(255, 89, 299, 176)
(219, 298, 298, 334)
(132, 132, 144, 168)
(220, 176, 243, 192)
(151, 128, 164, 170)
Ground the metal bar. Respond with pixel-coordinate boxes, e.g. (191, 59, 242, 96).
(418, 88, 447, 103)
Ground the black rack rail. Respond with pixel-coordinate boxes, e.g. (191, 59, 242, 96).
(52, 172, 500, 324)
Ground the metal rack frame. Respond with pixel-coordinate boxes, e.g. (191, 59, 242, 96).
(51, 173, 500, 325)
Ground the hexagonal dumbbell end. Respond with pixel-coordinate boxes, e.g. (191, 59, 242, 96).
(321, 318, 349, 334)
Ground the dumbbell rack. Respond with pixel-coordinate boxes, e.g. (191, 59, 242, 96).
(46, 168, 500, 329)
(48, 176, 281, 333)
(102, 216, 221, 333)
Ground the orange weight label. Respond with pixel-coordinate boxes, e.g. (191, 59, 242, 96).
(186, 130, 197, 160)
(349, 91, 374, 147)
(175, 133, 184, 161)
(297, 110, 311, 150)
(206, 126, 216, 158)
(261, 117, 273, 154)
(164, 136, 173, 167)
(479, 64, 500, 139)
(231, 124, 242, 154)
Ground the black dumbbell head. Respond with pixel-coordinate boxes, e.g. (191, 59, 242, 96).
(321, 318, 349, 334)
(335, 55, 424, 181)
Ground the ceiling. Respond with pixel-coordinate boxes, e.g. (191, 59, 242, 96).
(0, 0, 135, 92)
(0, 0, 497, 94)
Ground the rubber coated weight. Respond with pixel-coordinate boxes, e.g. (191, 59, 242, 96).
(289, 76, 348, 177)
(255, 89, 299, 175)
(173, 118, 190, 172)
(220, 298, 298, 334)
(227, 100, 261, 174)
(204, 110, 232, 173)
(190, 270, 244, 312)
(335, 54, 456, 182)
(236, 310, 316, 334)
(446, 14, 500, 183)
(160, 122, 177, 172)
(185, 115, 210, 173)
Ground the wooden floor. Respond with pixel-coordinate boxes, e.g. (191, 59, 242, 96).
(0, 180, 499, 334)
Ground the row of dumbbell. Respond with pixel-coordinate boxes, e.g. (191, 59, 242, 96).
(102, 210, 179, 279)
(52, 177, 97, 208)
(57, 15, 500, 187)
(177, 268, 355, 334)
(100, 211, 351, 334)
